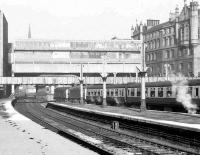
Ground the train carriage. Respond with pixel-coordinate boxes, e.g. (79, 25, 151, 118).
(54, 79, 200, 113)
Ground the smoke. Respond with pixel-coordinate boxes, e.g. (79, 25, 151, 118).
(172, 80, 197, 114)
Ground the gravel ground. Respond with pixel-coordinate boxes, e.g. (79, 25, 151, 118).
(0, 98, 98, 155)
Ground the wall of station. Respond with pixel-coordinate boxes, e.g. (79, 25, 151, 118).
(12, 63, 140, 74)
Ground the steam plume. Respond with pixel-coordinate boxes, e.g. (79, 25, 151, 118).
(172, 80, 197, 114)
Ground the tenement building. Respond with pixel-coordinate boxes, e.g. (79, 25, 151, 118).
(131, 1, 200, 77)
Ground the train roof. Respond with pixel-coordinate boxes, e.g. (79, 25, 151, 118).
(55, 79, 200, 91)
(54, 86, 71, 91)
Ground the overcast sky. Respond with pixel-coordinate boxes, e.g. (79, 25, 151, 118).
(0, 0, 185, 42)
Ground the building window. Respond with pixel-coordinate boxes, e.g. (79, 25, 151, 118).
(150, 53, 153, 61)
(159, 31, 162, 36)
(171, 36, 174, 45)
(170, 49, 175, 58)
(146, 54, 150, 61)
(187, 48, 192, 56)
(162, 38, 165, 46)
(157, 39, 160, 48)
(167, 37, 170, 46)
(171, 27, 174, 33)
(179, 63, 183, 71)
(178, 50, 183, 57)
(154, 53, 157, 60)
(171, 64, 174, 71)
(164, 50, 170, 59)
(188, 62, 192, 70)
(185, 25, 189, 41)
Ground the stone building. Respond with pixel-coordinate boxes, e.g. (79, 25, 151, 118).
(131, 1, 200, 77)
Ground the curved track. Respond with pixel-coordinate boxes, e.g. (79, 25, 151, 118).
(14, 100, 200, 155)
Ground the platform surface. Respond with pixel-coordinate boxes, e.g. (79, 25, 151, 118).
(0, 99, 97, 155)
(50, 102, 200, 132)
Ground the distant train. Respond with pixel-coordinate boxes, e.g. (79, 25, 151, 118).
(54, 80, 200, 113)
(14, 85, 51, 99)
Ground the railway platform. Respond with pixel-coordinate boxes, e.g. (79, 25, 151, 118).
(48, 101, 200, 133)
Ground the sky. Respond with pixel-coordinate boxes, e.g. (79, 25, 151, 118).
(0, 0, 186, 42)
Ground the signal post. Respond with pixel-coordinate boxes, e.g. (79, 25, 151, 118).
(140, 23, 147, 112)
(80, 64, 84, 104)
(101, 54, 108, 107)
(101, 74, 107, 107)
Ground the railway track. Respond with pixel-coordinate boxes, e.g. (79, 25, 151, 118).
(47, 102, 200, 151)
(14, 100, 199, 155)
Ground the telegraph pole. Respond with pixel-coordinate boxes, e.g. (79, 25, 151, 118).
(80, 63, 84, 104)
(140, 23, 146, 111)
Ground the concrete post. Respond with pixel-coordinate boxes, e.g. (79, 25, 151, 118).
(80, 64, 84, 104)
(79, 80, 84, 104)
(140, 71, 146, 111)
(11, 72, 15, 94)
(140, 22, 146, 112)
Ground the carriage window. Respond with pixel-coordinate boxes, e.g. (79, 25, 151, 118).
(94, 91, 97, 96)
(188, 87, 192, 95)
(98, 90, 100, 96)
(111, 89, 114, 96)
(107, 90, 109, 96)
(100, 90, 103, 96)
(137, 88, 141, 97)
(122, 89, 124, 97)
(145, 88, 148, 97)
(115, 89, 118, 96)
(150, 88, 155, 97)
(195, 87, 199, 97)
(127, 89, 130, 96)
(158, 88, 163, 97)
(131, 88, 134, 96)
(166, 87, 172, 97)
(87, 91, 90, 96)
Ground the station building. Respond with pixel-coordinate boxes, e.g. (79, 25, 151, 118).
(131, 1, 200, 77)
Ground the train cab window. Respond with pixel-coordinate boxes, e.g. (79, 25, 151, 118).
(166, 87, 172, 97)
(195, 88, 199, 97)
(137, 88, 141, 97)
(158, 88, 163, 97)
(150, 88, 155, 97)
